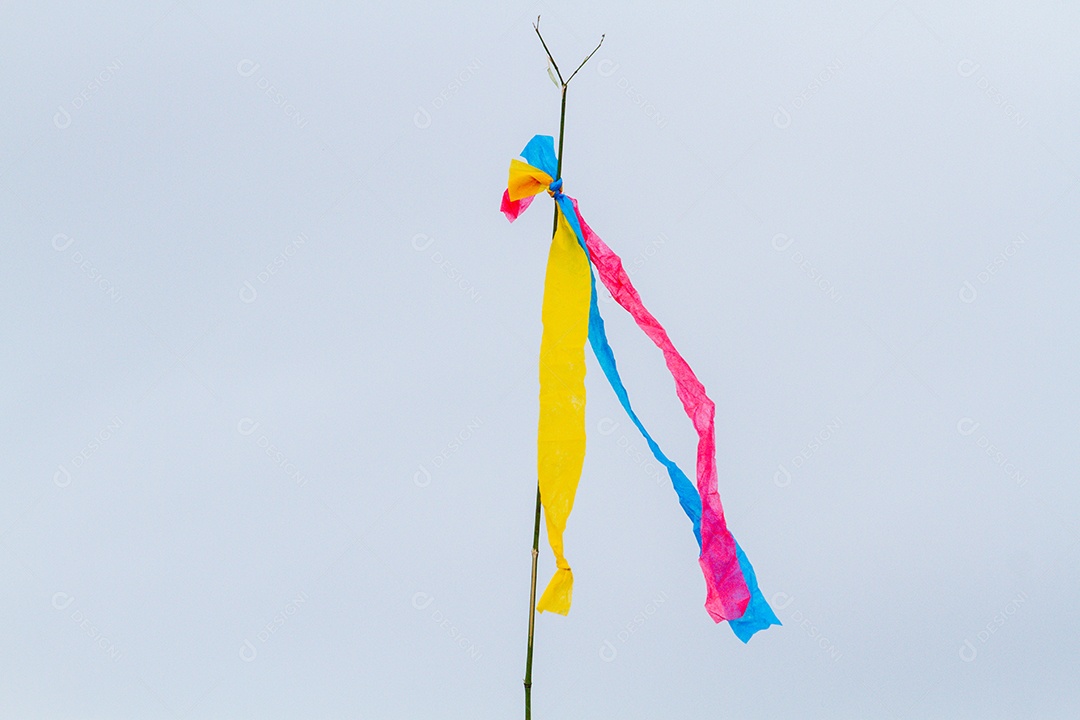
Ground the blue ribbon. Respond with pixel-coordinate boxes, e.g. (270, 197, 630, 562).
(526, 135, 779, 641)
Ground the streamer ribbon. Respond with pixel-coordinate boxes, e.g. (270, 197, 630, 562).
(502, 135, 778, 640)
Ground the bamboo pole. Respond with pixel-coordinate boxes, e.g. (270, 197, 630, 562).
(524, 18, 604, 720)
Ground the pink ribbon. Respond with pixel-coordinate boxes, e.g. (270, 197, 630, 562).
(571, 200, 750, 621)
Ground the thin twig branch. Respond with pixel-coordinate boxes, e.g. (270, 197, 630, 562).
(533, 16, 604, 88)
(565, 34, 605, 85)
(533, 16, 564, 85)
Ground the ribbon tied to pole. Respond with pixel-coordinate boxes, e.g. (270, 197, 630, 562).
(502, 134, 780, 641)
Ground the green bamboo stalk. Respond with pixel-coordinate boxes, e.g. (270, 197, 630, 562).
(524, 487, 541, 720)
(524, 18, 603, 720)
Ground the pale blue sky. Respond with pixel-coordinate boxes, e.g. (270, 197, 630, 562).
(2, 1, 1078, 717)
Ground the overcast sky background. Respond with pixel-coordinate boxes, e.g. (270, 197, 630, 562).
(2, 1, 1078, 718)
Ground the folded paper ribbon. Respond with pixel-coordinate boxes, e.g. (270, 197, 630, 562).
(502, 135, 779, 640)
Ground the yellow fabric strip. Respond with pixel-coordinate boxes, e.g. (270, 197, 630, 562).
(507, 159, 553, 201)
(535, 205, 592, 615)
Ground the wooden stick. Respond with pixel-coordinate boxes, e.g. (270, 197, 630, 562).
(524, 18, 604, 720)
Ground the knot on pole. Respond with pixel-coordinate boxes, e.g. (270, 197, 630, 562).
(547, 178, 564, 200)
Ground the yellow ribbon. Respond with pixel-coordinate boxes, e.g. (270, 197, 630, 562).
(536, 206, 591, 614)
(509, 159, 591, 615)
(507, 159, 553, 202)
